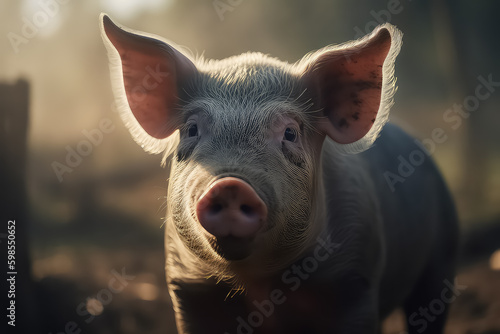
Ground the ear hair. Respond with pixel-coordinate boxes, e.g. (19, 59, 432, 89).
(296, 24, 403, 154)
(100, 13, 193, 156)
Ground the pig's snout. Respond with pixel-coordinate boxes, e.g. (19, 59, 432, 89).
(196, 177, 267, 239)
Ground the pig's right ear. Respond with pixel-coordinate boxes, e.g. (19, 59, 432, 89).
(300, 24, 402, 154)
(100, 14, 197, 154)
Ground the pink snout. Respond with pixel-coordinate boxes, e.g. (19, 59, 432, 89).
(196, 177, 267, 238)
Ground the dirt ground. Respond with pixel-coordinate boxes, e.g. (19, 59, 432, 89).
(31, 245, 500, 334)
(383, 259, 500, 334)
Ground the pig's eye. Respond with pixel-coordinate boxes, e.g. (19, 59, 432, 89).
(283, 128, 297, 142)
(187, 123, 198, 137)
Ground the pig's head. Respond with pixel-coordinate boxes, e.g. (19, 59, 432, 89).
(100, 14, 401, 283)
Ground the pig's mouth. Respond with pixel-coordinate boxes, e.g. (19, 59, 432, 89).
(208, 235, 254, 261)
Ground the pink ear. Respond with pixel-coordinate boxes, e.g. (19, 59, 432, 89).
(304, 25, 400, 148)
(101, 15, 196, 139)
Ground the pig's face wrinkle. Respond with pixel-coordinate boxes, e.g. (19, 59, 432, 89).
(167, 101, 319, 279)
(162, 53, 324, 282)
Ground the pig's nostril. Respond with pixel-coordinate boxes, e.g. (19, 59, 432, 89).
(240, 204, 253, 215)
(209, 203, 223, 214)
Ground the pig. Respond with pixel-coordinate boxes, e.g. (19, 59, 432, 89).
(100, 14, 458, 334)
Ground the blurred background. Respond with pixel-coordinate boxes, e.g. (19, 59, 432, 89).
(0, 0, 499, 333)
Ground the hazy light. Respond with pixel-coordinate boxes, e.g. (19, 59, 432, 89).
(133, 282, 159, 301)
(32, 252, 74, 280)
(100, 0, 173, 20)
(490, 249, 500, 271)
(21, 0, 64, 38)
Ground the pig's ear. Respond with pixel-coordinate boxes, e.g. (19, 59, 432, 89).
(100, 13, 196, 154)
(300, 24, 402, 154)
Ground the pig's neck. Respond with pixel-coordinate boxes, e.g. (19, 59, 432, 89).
(317, 138, 383, 279)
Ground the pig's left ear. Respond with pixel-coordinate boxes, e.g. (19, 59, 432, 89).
(100, 13, 197, 155)
(300, 24, 402, 154)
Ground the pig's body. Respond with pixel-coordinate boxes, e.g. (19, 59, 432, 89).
(364, 124, 458, 319)
(101, 14, 458, 334)
(167, 124, 458, 334)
